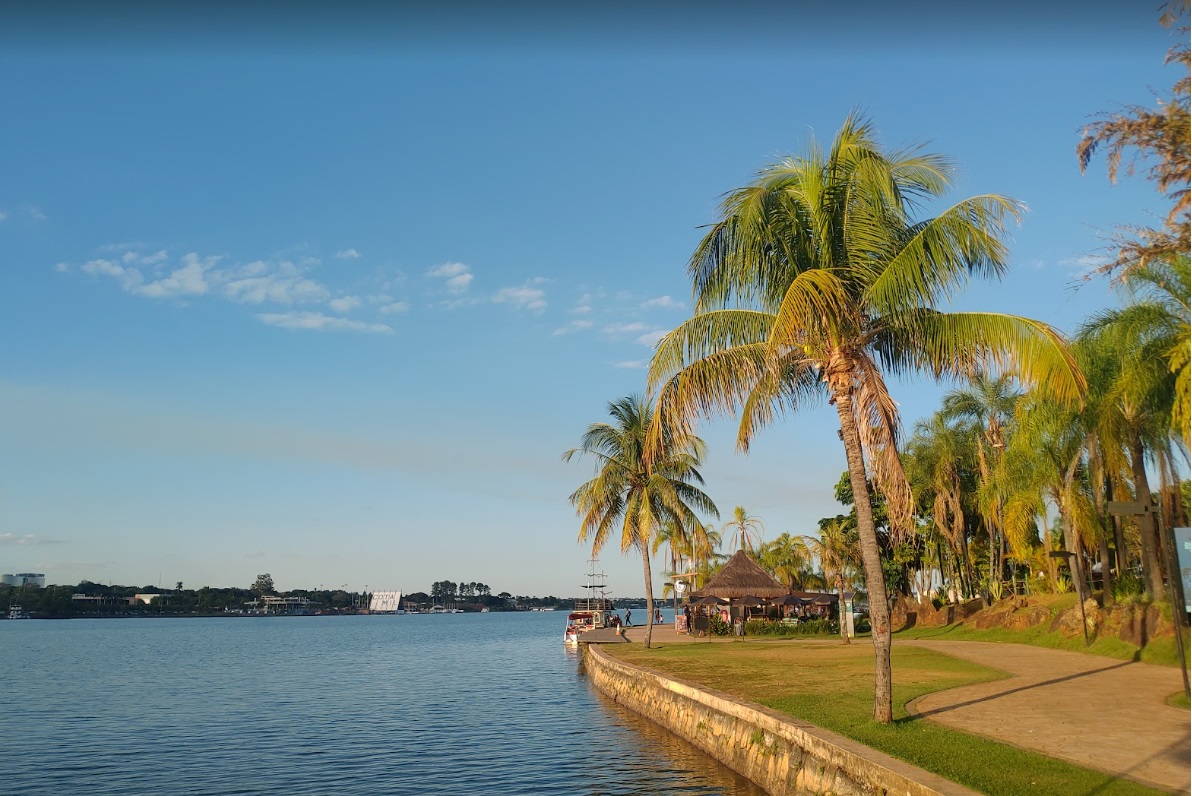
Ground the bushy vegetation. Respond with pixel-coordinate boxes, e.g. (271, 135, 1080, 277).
(744, 618, 838, 637)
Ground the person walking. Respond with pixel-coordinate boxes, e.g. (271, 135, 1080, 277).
(625, 608, 632, 627)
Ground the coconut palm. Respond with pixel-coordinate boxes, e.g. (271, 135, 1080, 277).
(564, 395, 719, 648)
(723, 506, 766, 552)
(804, 519, 861, 644)
(648, 113, 1084, 722)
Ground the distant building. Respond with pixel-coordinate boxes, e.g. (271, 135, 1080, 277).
(2, 573, 46, 588)
(369, 590, 403, 613)
(256, 596, 313, 615)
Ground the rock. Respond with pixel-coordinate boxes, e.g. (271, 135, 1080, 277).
(1118, 605, 1146, 647)
(1053, 606, 1087, 638)
(1082, 599, 1101, 636)
(1146, 604, 1174, 638)
(1005, 605, 1051, 631)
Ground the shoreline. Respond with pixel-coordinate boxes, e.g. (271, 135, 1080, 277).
(583, 641, 978, 796)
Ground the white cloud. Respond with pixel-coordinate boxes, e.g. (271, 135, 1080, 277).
(0, 532, 62, 545)
(378, 301, 410, 315)
(136, 253, 214, 299)
(28, 206, 47, 222)
(222, 260, 329, 305)
(82, 258, 144, 291)
(427, 262, 473, 294)
(614, 360, 648, 369)
(335, 248, 361, 260)
(258, 311, 393, 334)
(493, 283, 547, 314)
(328, 296, 362, 313)
(0, 210, 8, 222)
(635, 329, 670, 347)
(1059, 254, 1107, 275)
(551, 319, 593, 336)
(54, 262, 69, 273)
(642, 295, 683, 310)
(604, 322, 649, 335)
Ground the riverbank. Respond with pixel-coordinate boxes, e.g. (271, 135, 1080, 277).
(597, 629, 1175, 795)
(586, 640, 980, 796)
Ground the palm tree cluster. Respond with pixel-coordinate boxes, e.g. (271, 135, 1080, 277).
(565, 12, 1190, 720)
(900, 257, 1190, 608)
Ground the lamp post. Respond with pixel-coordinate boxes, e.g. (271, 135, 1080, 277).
(1109, 500, 1189, 698)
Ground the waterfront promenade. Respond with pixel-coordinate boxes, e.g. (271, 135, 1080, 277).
(618, 624, 1190, 794)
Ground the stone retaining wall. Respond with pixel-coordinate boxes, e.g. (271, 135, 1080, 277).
(584, 644, 979, 796)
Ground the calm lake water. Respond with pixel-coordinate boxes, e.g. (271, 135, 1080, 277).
(1, 611, 765, 795)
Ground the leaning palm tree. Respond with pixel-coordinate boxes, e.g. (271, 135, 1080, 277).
(649, 113, 1084, 722)
(723, 506, 766, 552)
(564, 395, 719, 648)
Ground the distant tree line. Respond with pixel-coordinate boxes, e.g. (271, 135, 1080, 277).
(0, 574, 567, 618)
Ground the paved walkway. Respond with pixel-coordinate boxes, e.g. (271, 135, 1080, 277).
(901, 640, 1190, 794)
(614, 625, 1190, 793)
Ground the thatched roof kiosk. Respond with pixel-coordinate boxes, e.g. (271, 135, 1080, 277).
(689, 549, 789, 600)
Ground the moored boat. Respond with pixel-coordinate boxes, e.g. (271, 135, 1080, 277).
(564, 559, 614, 644)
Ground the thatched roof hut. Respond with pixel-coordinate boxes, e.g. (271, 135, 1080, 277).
(689, 549, 789, 599)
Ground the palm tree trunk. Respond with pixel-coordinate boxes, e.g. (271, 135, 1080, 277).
(1061, 509, 1088, 602)
(1094, 466, 1114, 604)
(836, 574, 850, 644)
(831, 389, 893, 724)
(1128, 434, 1164, 597)
(641, 544, 655, 649)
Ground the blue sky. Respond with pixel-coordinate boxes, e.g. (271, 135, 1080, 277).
(0, 2, 1182, 596)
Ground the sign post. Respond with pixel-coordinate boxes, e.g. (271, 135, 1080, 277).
(1109, 501, 1189, 698)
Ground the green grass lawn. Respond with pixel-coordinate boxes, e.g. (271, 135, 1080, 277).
(604, 639, 1164, 796)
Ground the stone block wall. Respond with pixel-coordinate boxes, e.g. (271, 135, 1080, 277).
(584, 644, 978, 796)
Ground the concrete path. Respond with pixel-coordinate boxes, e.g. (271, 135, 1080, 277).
(901, 640, 1190, 794)
(618, 625, 1190, 793)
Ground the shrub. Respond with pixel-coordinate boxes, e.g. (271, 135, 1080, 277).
(1111, 571, 1145, 600)
(742, 618, 839, 637)
(707, 613, 732, 636)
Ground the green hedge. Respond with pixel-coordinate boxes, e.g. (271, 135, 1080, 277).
(744, 618, 839, 636)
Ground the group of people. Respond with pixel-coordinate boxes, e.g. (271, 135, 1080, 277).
(609, 608, 666, 628)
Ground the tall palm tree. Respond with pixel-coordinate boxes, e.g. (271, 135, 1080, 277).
(723, 506, 766, 552)
(804, 519, 861, 644)
(940, 373, 1022, 596)
(1081, 255, 1188, 597)
(691, 523, 724, 589)
(648, 114, 1084, 722)
(904, 412, 978, 600)
(564, 395, 719, 648)
(757, 532, 815, 590)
